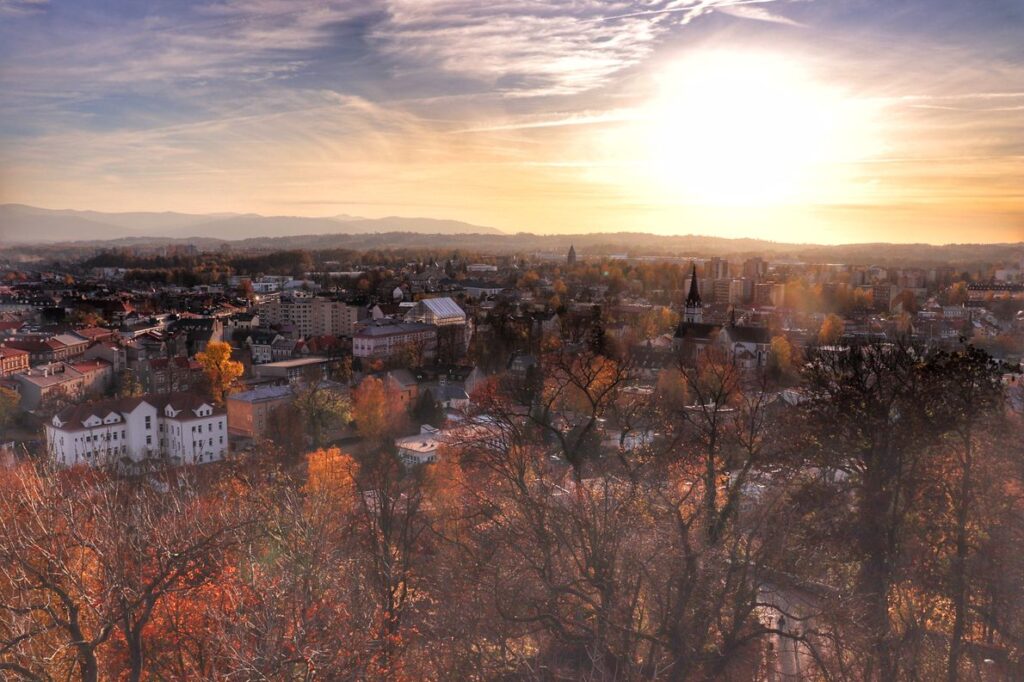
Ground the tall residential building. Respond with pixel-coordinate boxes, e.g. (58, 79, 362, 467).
(754, 282, 786, 307)
(743, 257, 768, 281)
(712, 279, 745, 305)
(258, 296, 368, 337)
(708, 257, 730, 280)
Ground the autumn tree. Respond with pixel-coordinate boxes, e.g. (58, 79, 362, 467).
(927, 346, 1007, 681)
(768, 334, 795, 381)
(798, 340, 964, 679)
(195, 340, 243, 405)
(0, 386, 18, 434)
(352, 377, 408, 444)
(818, 313, 845, 345)
(293, 369, 351, 448)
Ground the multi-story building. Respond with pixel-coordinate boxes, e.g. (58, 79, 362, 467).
(6, 333, 90, 363)
(707, 257, 730, 280)
(12, 362, 86, 411)
(353, 320, 437, 361)
(45, 392, 228, 468)
(258, 296, 368, 337)
(743, 257, 768, 281)
(0, 346, 29, 377)
(712, 279, 745, 305)
(226, 384, 294, 439)
(754, 282, 786, 307)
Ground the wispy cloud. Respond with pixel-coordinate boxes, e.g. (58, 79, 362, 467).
(373, 0, 801, 97)
(0, 0, 46, 16)
(715, 4, 804, 27)
(452, 109, 641, 133)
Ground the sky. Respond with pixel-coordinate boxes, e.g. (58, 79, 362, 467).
(0, 0, 1022, 244)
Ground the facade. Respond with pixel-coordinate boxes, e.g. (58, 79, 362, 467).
(0, 346, 29, 377)
(252, 357, 330, 383)
(12, 363, 86, 411)
(754, 282, 786, 307)
(712, 278, 745, 305)
(353, 320, 437, 360)
(707, 257, 729, 280)
(258, 296, 367, 337)
(45, 392, 228, 468)
(462, 280, 505, 299)
(226, 384, 294, 439)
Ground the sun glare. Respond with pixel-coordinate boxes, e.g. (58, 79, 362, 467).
(629, 51, 878, 207)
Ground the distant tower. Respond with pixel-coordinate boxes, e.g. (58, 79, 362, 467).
(567, 244, 577, 266)
(684, 264, 702, 323)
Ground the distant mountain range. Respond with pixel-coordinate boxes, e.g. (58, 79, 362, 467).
(0, 204, 505, 243)
(2, 204, 1021, 268)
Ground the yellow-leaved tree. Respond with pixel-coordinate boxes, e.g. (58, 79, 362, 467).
(195, 341, 243, 405)
(818, 313, 845, 345)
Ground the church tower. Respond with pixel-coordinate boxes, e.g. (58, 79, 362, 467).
(684, 263, 702, 323)
(567, 244, 577, 265)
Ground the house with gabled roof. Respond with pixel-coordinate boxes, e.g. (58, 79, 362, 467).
(45, 392, 227, 469)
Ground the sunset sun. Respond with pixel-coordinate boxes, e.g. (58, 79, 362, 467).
(636, 51, 877, 206)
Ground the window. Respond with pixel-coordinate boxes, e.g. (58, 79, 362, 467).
(146, 435, 152, 445)
(219, 436, 223, 444)
(145, 415, 151, 429)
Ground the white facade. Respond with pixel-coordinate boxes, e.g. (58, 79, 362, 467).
(353, 321, 437, 360)
(46, 394, 228, 469)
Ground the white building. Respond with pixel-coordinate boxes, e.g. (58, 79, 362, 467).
(395, 425, 441, 467)
(45, 393, 228, 469)
(353, 320, 437, 360)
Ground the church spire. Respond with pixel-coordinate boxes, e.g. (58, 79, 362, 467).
(683, 263, 702, 323)
(685, 263, 701, 306)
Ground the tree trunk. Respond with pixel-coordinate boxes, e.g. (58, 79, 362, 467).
(859, 462, 896, 682)
(947, 433, 973, 682)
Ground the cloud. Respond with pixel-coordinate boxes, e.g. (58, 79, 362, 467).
(452, 109, 641, 133)
(371, 1, 667, 97)
(0, 0, 46, 16)
(715, 4, 804, 26)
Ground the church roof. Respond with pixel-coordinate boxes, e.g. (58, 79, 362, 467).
(674, 322, 721, 341)
(724, 325, 772, 344)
